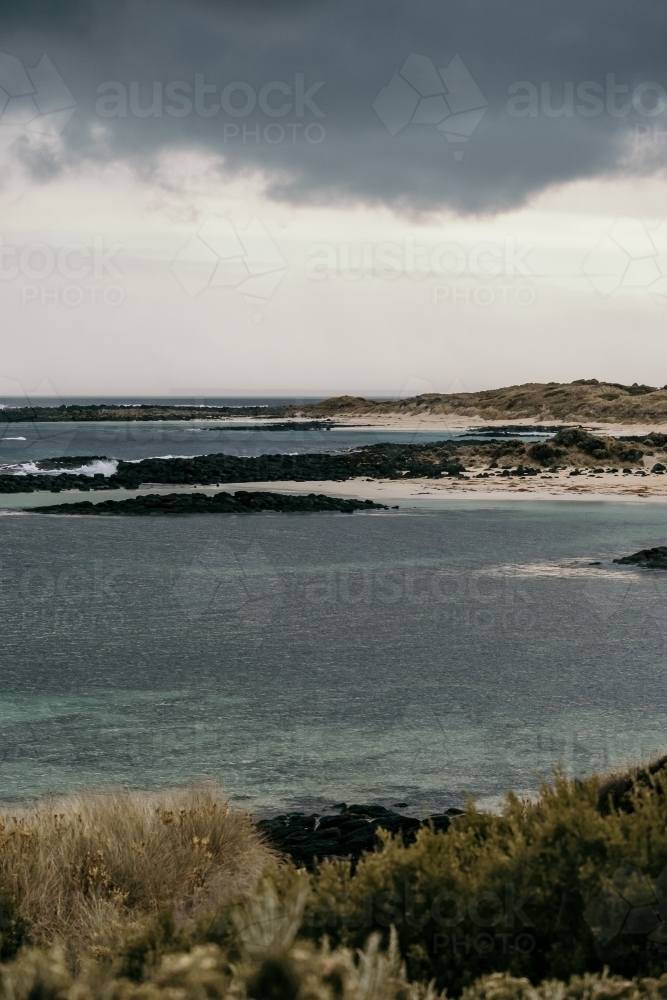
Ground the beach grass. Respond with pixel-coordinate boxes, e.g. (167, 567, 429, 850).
(0, 784, 273, 961)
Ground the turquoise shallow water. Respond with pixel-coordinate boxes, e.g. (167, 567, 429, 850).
(1, 499, 666, 815)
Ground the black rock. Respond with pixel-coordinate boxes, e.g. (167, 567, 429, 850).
(613, 546, 667, 569)
(25, 491, 388, 516)
(0, 442, 468, 494)
(344, 804, 394, 818)
(256, 803, 452, 870)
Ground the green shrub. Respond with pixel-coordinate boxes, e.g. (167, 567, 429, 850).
(293, 769, 667, 993)
(5, 922, 667, 1000)
(462, 971, 667, 1000)
(116, 910, 189, 981)
(0, 887, 443, 1000)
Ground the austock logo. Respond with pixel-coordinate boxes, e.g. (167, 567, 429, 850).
(373, 53, 487, 159)
(172, 539, 285, 643)
(585, 863, 667, 951)
(306, 881, 535, 957)
(0, 236, 125, 308)
(580, 566, 634, 623)
(0, 52, 76, 135)
(171, 216, 287, 304)
(582, 215, 667, 302)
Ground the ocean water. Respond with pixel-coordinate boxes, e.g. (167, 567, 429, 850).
(0, 421, 550, 471)
(1, 499, 666, 815)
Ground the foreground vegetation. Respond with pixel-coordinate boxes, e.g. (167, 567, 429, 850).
(3, 763, 667, 999)
(0, 786, 272, 960)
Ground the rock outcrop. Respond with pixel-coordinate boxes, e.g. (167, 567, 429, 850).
(0, 445, 467, 493)
(257, 803, 458, 869)
(613, 546, 667, 569)
(27, 491, 389, 515)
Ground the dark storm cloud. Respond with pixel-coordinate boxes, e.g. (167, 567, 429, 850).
(2, 0, 667, 213)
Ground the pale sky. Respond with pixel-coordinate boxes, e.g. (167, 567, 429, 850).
(2, 1, 667, 398)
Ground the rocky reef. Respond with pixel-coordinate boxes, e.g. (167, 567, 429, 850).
(256, 803, 457, 869)
(613, 546, 667, 569)
(0, 444, 467, 493)
(3, 427, 667, 496)
(27, 491, 389, 515)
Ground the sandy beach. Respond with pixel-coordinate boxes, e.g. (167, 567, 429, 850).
(312, 413, 667, 438)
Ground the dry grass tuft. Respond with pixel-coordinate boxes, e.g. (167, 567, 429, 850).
(0, 784, 274, 959)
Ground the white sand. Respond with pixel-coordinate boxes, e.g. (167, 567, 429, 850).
(305, 413, 667, 436)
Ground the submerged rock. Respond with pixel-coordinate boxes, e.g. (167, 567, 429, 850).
(25, 491, 389, 516)
(613, 546, 667, 569)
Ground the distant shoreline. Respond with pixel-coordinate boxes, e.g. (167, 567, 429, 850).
(289, 379, 667, 425)
(3, 426, 667, 503)
(5, 379, 667, 429)
(3, 409, 667, 438)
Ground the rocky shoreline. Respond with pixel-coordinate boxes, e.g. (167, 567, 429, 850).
(0, 444, 467, 494)
(259, 753, 667, 869)
(26, 491, 389, 516)
(3, 428, 667, 497)
(256, 803, 458, 869)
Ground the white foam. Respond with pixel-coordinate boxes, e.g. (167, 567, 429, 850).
(67, 459, 118, 477)
(480, 561, 627, 580)
(9, 462, 39, 475)
(2, 459, 118, 477)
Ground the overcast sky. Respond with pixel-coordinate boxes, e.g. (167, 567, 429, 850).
(1, 0, 667, 398)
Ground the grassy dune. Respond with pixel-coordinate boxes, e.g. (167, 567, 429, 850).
(289, 380, 667, 423)
(3, 765, 667, 999)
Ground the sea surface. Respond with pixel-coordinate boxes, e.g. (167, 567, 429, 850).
(1, 499, 666, 816)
